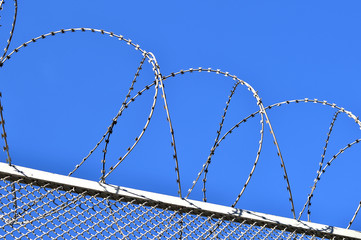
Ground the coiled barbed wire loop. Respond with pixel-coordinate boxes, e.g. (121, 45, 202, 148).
(0, 1, 360, 229)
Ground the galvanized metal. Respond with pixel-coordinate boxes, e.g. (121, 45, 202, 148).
(0, 162, 360, 239)
(0, 2, 361, 235)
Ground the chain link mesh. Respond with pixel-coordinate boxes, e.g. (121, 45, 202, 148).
(0, 168, 355, 240)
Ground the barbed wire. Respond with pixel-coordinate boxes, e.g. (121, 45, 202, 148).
(298, 138, 361, 220)
(0, 0, 16, 165)
(0, 0, 4, 11)
(306, 110, 341, 222)
(0, 3, 360, 229)
(0, 27, 183, 198)
(0, 1, 5, 25)
(100, 53, 149, 183)
(0, 92, 10, 164)
(348, 201, 361, 229)
(155, 58, 184, 198)
(0, 27, 148, 66)
(0, 0, 17, 62)
(161, 68, 295, 218)
(201, 81, 240, 203)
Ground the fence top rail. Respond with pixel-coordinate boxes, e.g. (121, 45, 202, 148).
(0, 162, 360, 239)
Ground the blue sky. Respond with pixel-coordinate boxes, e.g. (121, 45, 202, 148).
(0, 0, 361, 230)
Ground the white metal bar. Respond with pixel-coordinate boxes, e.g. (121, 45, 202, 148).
(0, 162, 360, 239)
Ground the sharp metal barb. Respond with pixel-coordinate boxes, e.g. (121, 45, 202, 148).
(103, 53, 160, 181)
(159, 68, 266, 201)
(304, 110, 341, 221)
(0, 3, 360, 229)
(348, 200, 361, 229)
(0, 0, 4, 11)
(154, 56, 183, 198)
(263, 110, 296, 219)
(1, 28, 147, 67)
(201, 82, 240, 202)
(100, 53, 148, 183)
(95, 66, 361, 221)
(232, 114, 264, 208)
(0, 0, 17, 62)
(0, 93, 11, 164)
(300, 138, 361, 222)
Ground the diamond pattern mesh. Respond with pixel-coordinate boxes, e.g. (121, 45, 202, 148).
(0, 174, 350, 239)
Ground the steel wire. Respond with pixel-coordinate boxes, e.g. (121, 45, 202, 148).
(0, 0, 16, 63)
(0, 3, 360, 231)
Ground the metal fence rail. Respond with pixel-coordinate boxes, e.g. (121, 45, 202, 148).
(0, 162, 360, 240)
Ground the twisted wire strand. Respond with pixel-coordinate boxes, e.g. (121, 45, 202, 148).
(0, 0, 16, 166)
(0, 92, 11, 165)
(79, 66, 361, 214)
(100, 67, 266, 199)
(0, 0, 5, 25)
(0, 19, 360, 224)
(348, 201, 361, 229)
(161, 69, 267, 203)
(211, 99, 361, 210)
(112, 66, 272, 205)
(0, 28, 147, 67)
(0, 92, 11, 164)
(306, 110, 341, 221)
(156, 68, 183, 198)
(200, 81, 240, 202)
(0, 28, 152, 176)
(231, 116, 264, 208)
(102, 57, 160, 179)
(68, 80, 158, 177)
(161, 68, 296, 218)
(0, 27, 184, 195)
(184, 108, 265, 205)
(216, 99, 361, 151)
(61, 58, 361, 216)
(0, 0, 17, 62)
(100, 53, 148, 183)
(0, 0, 5, 32)
(264, 110, 296, 218)
(298, 138, 361, 220)
(252, 100, 361, 220)
(80, 66, 293, 215)
(102, 54, 184, 199)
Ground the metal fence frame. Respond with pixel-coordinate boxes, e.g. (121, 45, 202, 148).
(0, 162, 360, 239)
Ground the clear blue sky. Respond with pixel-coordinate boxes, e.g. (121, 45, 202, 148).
(0, 0, 361, 230)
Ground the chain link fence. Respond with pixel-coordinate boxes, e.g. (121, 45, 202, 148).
(0, 163, 359, 240)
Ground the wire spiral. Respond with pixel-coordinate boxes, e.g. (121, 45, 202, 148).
(0, 1, 360, 230)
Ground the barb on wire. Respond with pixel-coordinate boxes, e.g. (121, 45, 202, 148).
(69, 78, 158, 177)
(102, 54, 161, 178)
(196, 98, 361, 212)
(160, 68, 297, 217)
(231, 114, 264, 208)
(1, 28, 147, 67)
(0, 26, 183, 197)
(0, 2, 360, 228)
(0, 92, 11, 164)
(348, 201, 361, 229)
(299, 138, 361, 220)
(201, 82, 240, 202)
(264, 109, 296, 219)
(100, 53, 148, 183)
(305, 110, 341, 221)
(156, 66, 183, 198)
(0, 0, 17, 62)
(0, 0, 5, 26)
(160, 68, 267, 204)
(104, 53, 184, 199)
